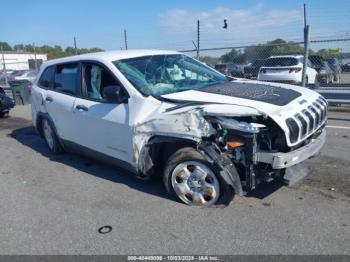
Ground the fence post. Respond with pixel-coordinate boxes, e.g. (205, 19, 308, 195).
(301, 25, 310, 87)
(33, 43, 38, 73)
(197, 20, 200, 59)
(1, 47, 9, 87)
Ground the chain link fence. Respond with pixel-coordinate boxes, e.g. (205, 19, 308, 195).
(180, 37, 350, 89)
(0, 53, 43, 105)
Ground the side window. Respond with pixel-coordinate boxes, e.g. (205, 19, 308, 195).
(54, 63, 79, 95)
(38, 66, 54, 89)
(82, 63, 120, 101)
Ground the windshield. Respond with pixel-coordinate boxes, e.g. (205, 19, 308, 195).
(113, 54, 228, 97)
(264, 57, 299, 67)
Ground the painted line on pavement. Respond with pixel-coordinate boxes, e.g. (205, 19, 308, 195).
(327, 125, 350, 130)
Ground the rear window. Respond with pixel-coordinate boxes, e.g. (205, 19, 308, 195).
(252, 60, 265, 67)
(38, 66, 54, 88)
(53, 63, 79, 95)
(215, 64, 227, 70)
(327, 58, 338, 65)
(264, 57, 299, 67)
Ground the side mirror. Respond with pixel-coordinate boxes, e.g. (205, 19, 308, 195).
(102, 85, 129, 104)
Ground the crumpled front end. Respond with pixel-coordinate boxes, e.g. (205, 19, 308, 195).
(132, 95, 327, 197)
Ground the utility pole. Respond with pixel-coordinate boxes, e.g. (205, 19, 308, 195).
(124, 30, 128, 50)
(33, 43, 38, 73)
(301, 4, 310, 87)
(197, 20, 200, 59)
(1, 46, 9, 86)
(74, 36, 78, 55)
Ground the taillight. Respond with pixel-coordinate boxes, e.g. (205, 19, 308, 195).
(289, 68, 302, 73)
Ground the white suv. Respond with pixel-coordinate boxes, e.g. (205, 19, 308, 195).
(31, 50, 327, 207)
(257, 55, 318, 84)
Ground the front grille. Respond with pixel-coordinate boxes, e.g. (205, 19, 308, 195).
(286, 118, 299, 143)
(285, 96, 327, 144)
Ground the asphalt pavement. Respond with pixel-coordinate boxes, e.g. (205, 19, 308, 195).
(0, 105, 349, 255)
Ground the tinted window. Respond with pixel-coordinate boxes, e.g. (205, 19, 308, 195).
(54, 63, 79, 95)
(327, 58, 338, 65)
(215, 64, 226, 70)
(264, 57, 299, 67)
(38, 66, 54, 88)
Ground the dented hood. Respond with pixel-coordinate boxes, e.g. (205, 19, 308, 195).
(161, 80, 321, 118)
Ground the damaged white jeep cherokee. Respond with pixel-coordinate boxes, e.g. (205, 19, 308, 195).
(31, 50, 327, 207)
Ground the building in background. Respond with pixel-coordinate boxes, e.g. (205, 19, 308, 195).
(1, 52, 47, 71)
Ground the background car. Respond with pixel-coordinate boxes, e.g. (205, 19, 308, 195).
(309, 55, 334, 84)
(341, 62, 350, 72)
(0, 86, 15, 118)
(257, 55, 317, 84)
(326, 57, 342, 83)
(12, 70, 37, 83)
(215, 62, 244, 77)
(243, 59, 265, 79)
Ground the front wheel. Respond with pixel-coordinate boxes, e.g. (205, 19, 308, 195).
(163, 147, 224, 207)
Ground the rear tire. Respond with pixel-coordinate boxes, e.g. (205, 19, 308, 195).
(0, 111, 9, 118)
(163, 147, 232, 207)
(42, 118, 62, 154)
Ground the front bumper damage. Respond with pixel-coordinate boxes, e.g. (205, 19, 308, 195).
(256, 129, 326, 169)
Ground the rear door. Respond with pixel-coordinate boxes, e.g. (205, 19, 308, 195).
(44, 63, 80, 141)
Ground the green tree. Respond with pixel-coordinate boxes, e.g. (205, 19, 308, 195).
(0, 41, 12, 51)
(13, 44, 25, 51)
(198, 56, 219, 67)
(220, 48, 246, 63)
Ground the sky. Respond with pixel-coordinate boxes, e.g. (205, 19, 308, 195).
(1, 0, 350, 54)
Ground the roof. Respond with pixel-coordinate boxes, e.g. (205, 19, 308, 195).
(43, 49, 180, 66)
(269, 55, 304, 59)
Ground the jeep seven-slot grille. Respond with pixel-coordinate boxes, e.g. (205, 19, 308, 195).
(285, 96, 327, 144)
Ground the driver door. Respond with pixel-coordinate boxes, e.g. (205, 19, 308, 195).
(71, 62, 133, 164)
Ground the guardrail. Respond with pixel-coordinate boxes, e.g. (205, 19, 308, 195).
(314, 87, 350, 104)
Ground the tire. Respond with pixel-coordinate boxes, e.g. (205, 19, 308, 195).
(334, 74, 340, 83)
(163, 147, 229, 207)
(0, 111, 9, 118)
(41, 118, 62, 154)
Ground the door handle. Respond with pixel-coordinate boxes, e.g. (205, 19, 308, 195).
(76, 105, 89, 111)
(45, 96, 53, 102)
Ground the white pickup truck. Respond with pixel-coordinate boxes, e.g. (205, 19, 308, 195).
(31, 50, 327, 207)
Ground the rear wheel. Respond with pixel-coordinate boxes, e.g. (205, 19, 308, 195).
(42, 118, 62, 154)
(163, 147, 223, 207)
(0, 111, 9, 118)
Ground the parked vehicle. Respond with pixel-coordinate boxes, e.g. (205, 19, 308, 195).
(326, 57, 342, 83)
(0, 86, 15, 118)
(341, 62, 350, 73)
(243, 59, 265, 79)
(257, 55, 318, 84)
(214, 62, 244, 77)
(309, 55, 334, 84)
(12, 70, 37, 83)
(31, 50, 327, 207)
(0, 71, 15, 83)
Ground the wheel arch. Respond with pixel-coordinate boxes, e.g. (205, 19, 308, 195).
(35, 112, 60, 140)
(137, 135, 198, 179)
